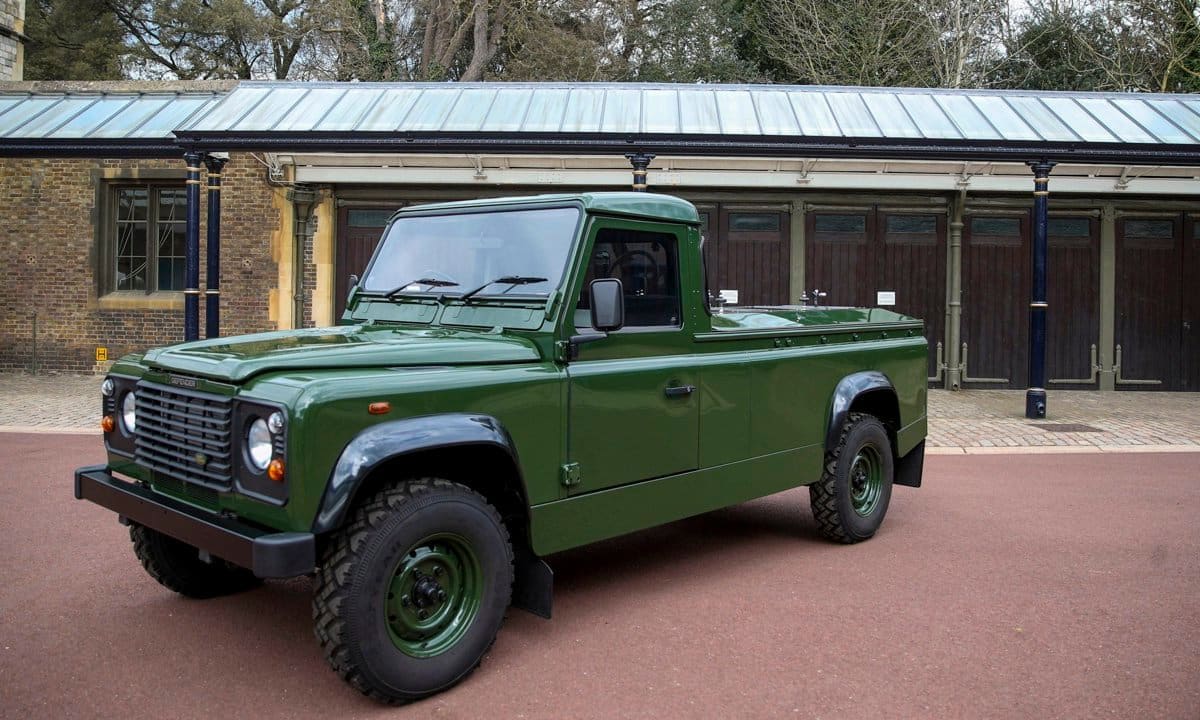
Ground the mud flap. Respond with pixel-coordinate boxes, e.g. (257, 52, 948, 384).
(512, 547, 553, 619)
(894, 440, 925, 488)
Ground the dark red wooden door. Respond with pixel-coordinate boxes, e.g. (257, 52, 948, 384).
(876, 212, 946, 378)
(1046, 216, 1100, 387)
(712, 208, 790, 306)
(961, 214, 1029, 388)
(336, 207, 397, 318)
(1116, 216, 1184, 390)
(806, 211, 874, 308)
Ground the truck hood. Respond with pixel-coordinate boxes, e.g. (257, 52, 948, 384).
(141, 325, 543, 382)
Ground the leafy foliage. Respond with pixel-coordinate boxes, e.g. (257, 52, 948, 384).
(23, 0, 125, 80)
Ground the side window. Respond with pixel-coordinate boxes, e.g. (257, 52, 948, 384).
(578, 227, 682, 328)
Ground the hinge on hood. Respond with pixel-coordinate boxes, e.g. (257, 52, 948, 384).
(560, 462, 581, 487)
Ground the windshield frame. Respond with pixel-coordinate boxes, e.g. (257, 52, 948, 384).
(357, 201, 585, 305)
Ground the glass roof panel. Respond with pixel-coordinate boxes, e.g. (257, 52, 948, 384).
(642, 89, 679, 133)
(678, 90, 721, 134)
(968, 96, 1039, 140)
(314, 88, 385, 131)
(822, 92, 880, 136)
(933, 94, 1002, 139)
(896, 94, 960, 138)
(714, 90, 759, 134)
(441, 88, 498, 131)
(861, 93, 921, 138)
(483, 88, 534, 132)
(8, 96, 94, 137)
(560, 88, 605, 132)
(193, 87, 271, 130)
(1039, 97, 1117, 142)
(0, 95, 24, 119)
(520, 88, 569, 132)
(130, 95, 218, 137)
(788, 92, 839, 135)
(1110, 99, 1189, 143)
(231, 87, 308, 130)
(267, 88, 337, 131)
(355, 88, 422, 131)
(600, 88, 640, 133)
(46, 96, 132, 138)
(402, 88, 464, 131)
(0, 97, 62, 135)
(751, 91, 799, 135)
(1074, 98, 1155, 143)
(1004, 96, 1079, 141)
(1145, 100, 1200, 142)
(90, 95, 171, 137)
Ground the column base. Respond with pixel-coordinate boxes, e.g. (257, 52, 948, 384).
(1025, 389, 1047, 419)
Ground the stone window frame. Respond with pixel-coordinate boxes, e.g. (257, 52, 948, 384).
(93, 169, 188, 311)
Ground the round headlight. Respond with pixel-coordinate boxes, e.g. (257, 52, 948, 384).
(267, 411, 285, 435)
(101, 378, 115, 397)
(121, 392, 137, 433)
(246, 418, 272, 471)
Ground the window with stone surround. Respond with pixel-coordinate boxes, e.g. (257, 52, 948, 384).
(99, 182, 188, 297)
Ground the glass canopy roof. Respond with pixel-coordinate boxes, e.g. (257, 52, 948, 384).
(0, 82, 1196, 162)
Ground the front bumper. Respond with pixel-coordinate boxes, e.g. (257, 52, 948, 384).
(74, 465, 315, 578)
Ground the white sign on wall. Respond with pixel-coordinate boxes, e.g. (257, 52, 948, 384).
(876, 291, 897, 306)
(719, 289, 739, 305)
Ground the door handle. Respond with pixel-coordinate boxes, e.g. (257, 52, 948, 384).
(664, 384, 696, 398)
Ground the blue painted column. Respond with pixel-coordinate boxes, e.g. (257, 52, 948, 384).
(625, 152, 655, 192)
(183, 150, 203, 342)
(1026, 160, 1056, 419)
(203, 154, 226, 339)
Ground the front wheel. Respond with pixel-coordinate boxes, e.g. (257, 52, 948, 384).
(809, 412, 894, 544)
(313, 478, 513, 705)
(130, 524, 261, 598)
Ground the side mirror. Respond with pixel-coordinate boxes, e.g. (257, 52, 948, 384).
(589, 278, 624, 332)
(348, 273, 359, 289)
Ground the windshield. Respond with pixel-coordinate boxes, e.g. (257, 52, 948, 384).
(360, 206, 581, 300)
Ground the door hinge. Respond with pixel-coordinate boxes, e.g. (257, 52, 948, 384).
(560, 462, 581, 487)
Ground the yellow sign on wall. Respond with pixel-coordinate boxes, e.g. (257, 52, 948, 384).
(95, 347, 108, 362)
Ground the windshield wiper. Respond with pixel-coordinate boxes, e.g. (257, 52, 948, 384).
(383, 277, 459, 299)
(460, 275, 549, 303)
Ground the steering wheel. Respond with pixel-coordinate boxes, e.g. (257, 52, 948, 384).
(610, 249, 660, 289)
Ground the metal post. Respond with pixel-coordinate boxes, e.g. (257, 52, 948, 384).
(1026, 160, 1056, 418)
(183, 150, 203, 342)
(203, 154, 227, 339)
(625, 152, 655, 192)
(945, 190, 965, 390)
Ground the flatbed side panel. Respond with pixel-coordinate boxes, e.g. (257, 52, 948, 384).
(529, 444, 822, 556)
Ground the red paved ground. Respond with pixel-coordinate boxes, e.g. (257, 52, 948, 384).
(1, 432, 1197, 719)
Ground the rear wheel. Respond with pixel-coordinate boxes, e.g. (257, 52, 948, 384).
(313, 478, 513, 705)
(809, 412, 894, 543)
(130, 524, 261, 598)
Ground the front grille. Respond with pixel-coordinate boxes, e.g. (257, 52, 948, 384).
(134, 381, 234, 490)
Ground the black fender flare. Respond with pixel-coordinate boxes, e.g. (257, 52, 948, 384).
(312, 413, 526, 535)
(824, 370, 897, 451)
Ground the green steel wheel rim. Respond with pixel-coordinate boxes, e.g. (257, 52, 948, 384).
(848, 444, 884, 517)
(384, 532, 483, 658)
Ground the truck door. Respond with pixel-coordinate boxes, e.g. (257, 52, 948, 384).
(566, 221, 700, 494)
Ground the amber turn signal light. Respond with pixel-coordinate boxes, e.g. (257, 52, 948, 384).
(267, 458, 285, 483)
(101, 415, 115, 433)
(368, 401, 391, 415)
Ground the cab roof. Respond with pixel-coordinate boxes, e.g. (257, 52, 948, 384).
(397, 192, 701, 225)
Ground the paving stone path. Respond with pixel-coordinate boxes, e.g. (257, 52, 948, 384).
(1, 372, 1197, 451)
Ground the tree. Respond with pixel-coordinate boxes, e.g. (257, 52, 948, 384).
(108, 0, 315, 79)
(994, 0, 1200, 92)
(24, 0, 125, 80)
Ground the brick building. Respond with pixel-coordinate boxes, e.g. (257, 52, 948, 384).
(0, 80, 1197, 389)
(0, 0, 22, 81)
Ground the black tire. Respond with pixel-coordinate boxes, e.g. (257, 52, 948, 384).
(312, 478, 514, 705)
(809, 412, 895, 544)
(130, 524, 261, 598)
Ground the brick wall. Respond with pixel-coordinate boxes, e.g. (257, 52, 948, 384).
(0, 154, 280, 373)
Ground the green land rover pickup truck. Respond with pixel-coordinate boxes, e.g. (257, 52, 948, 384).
(75, 192, 927, 703)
